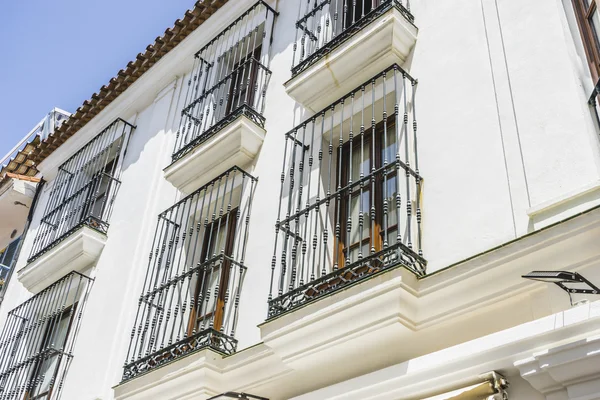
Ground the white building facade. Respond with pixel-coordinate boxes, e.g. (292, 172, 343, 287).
(1, 0, 600, 399)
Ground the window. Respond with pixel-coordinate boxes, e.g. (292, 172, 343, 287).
(26, 306, 76, 400)
(268, 64, 425, 318)
(173, 1, 277, 161)
(573, 0, 600, 81)
(187, 209, 238, 335)
(224, 46, 263, 117)
(0, 237, 21, 285)
(123, 167, 257, 381)
(0, 272, 93, 400)
(29, 118, 134, 262)
(337, 118, 398, 268)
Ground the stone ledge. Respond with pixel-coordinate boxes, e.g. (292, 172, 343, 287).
(164, 115, 266, 194)
(18, 225, 106, 294)
(285, 6, 417, 112)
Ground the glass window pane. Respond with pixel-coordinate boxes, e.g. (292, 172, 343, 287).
(350, 140, 370, 184)
(348, 191, 370, 245)
(589, 8, 600, 54)
(32, 311, 71, 398)
(197, 267, 221, 328)
(206, 221, 229, 258)
(47, 313, 71, 350)
(382, 122, 398, 165)
(33, 354, 60, 397)
(383, 175, 398, 231)
(204, 269, 220, 314)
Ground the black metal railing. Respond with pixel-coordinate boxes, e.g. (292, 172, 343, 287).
(0, 271, 93, 400)
(29, 118, 134, 262)
(589, 78, 600, 131)
(172, 1, 277, 162)
(123, 167, 257, 381)
(173, 58, 272, 161)
(268, 64, 425, 319)
(291, 0, 413, 76)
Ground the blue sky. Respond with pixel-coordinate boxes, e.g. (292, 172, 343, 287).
(0, 0, 196, 159)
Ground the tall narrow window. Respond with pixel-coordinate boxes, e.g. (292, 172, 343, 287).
(123, 167, 257, 381)
(0, 272, 93, 400)
(29, 118, 135, 261)
(338, 119, 398, 269)
(573, 0, 600, 81)
(187, 207, 238, 335)
(268, 65, 425, 318)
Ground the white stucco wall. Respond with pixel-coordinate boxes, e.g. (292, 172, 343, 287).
(1, 0, 600, 399)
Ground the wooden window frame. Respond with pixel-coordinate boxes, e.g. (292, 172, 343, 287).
(573, 0, 600, 81)
(336, 116, 397, 269)
(187, 209, 238, 335)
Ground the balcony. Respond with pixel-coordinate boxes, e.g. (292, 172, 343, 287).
(268, 64, 425, 319)
(21, 118, 134, 293)
(165, 1, 277, 193)
(286, 0, 417, 112)
(0, 271, 93, 399)
(29, 172, 120, 261)
(123, 167, 257, 381)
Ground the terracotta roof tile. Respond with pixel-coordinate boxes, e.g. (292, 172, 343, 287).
(1, 0, 228, 183)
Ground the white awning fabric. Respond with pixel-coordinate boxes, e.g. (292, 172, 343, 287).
(421, 372, 508, 400)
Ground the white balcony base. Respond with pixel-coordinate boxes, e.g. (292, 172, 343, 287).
(164, 115, 266, 194)
(285, 6, 418, 112)
(18, 226, 106, 294)
(261, 268, 418, 372)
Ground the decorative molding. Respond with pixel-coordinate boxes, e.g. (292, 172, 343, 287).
(284, 6, 417, 112)
(17, 226, 106, 294)
(515, 333, 600, 400)
(164, 115, 266, 194)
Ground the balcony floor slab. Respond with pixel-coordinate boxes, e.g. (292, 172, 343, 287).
(18, 225, 106, 294)
(285, 6, 418, 112)
(164, 115, 266, 194)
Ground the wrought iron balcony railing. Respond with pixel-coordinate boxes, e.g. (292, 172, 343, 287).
(172, 1, 277, 162)
(173, 58, 272, 161)
(291, 0, 413, 76)
(123, 167, 257, 381)
(0, 271, 93, 400)
(268, 64, 425, 319)
(29, 118, 134, 262)
(589, 78, 600, 130)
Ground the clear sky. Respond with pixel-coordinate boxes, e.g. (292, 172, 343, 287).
(0, 0, 197, 160)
